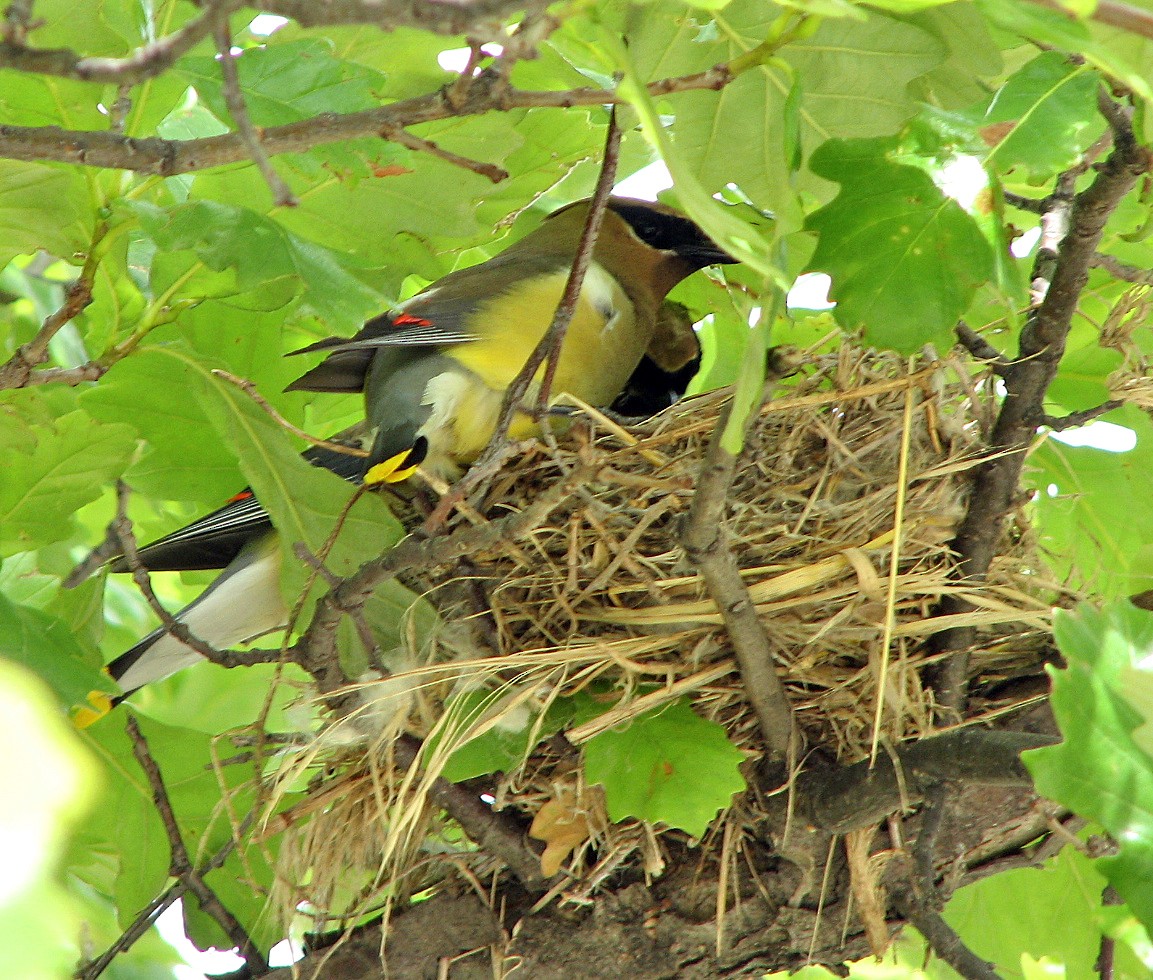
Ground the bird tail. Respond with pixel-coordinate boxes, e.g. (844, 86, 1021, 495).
(76, 537, 287, 726)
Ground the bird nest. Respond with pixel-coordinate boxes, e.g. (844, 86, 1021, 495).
(264, 342, 1064, 926)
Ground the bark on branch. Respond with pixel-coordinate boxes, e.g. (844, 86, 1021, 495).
(930, 93, 1150, 714)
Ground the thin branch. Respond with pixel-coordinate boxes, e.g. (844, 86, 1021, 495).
(125, 716, 266, 975)
(380, 122, 508, 182)
(0, 0, 246, 83)
(955, 322, 1010, 373)
(394, 733, 547, 890)
(255, 0, 551, 38)
(1041, 399, 1123, 430)
(211, 11, 296, 207)
(1091, 251, 1153, 284)
(0, 239, 101, 389)
(680, 354, 798, 762)
(534, 105, 621, 414)
(77, 816, 251, 980)
(0, 66, 732, 174)
(417, 107, 621, 532)
(212, 370, 369, 457)
(1003, 191, 1048, 215)
(928, 91, 1151, 716)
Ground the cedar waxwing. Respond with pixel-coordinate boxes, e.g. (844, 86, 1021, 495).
(286, 197, 732, 483)
(78, 197, 734, 722)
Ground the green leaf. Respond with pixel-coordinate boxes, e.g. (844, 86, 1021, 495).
(1031, 408, 1153, 598)
(0, 409, 136, 557)
(436, 691, 573, 783)
(128, 199, 385, 327)
(584, 699, 746, 837)
(944, 845, 1122, 978)
(805, 134, 995, 349)
(975, 0, 1153, 102)
(82, 346, 243, 507)
(177, 39, 381, 127)
(0, 594, 114, 709)
(1024, 602, 1153, 934)
(973, 52, 1103, 181)
(0, 162, 91, 267)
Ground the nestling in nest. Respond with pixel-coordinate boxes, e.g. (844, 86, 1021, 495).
(262, 341, 1065, 927)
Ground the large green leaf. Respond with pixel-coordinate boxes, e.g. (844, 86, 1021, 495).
(805, 134, 995, 348)
(971, 52, 1103, 181)
(1031, 408, 1153, 599)
(0, 594, 114, 709)
(584, 699, 746, 837)
(128, 199, 385, 326)
(1025, 602, 1153, 935)
(0, 409, 136, 557)
(177, 38, 382, 127)
(0, 162, 92, 268)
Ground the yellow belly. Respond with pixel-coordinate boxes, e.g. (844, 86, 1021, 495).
(448, 263, 650, 409)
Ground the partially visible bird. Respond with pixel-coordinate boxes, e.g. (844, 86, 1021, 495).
(287, 197, 732, 483)
(77, 196, 735, 721)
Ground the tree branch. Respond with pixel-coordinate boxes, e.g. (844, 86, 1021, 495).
(0, 66, 731, 174)
(255, 0, 551, 38)
(0, 0, 246, 83)
(125, 716, 266, 975)
(394, 733, 547, 890)
(681, 354, 798, 762)
(212, 10, 296, 207)
(0, 235, 101, 389)
(928, 91, 1150, 715)
(1041, 399, 1123, 430)
(796, 729, 1056, 834)
(1091, 251, 1153, 284)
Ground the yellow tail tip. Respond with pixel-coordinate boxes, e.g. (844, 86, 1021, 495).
(364, 440, 427, 486)
(73, 690, 113, 729)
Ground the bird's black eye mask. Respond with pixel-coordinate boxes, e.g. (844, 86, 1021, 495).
(608, 200, 736, 268)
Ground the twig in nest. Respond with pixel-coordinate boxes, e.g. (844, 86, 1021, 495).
(125, 716, 267, 974)
(380, 123, 507, 182)
(213, 369, 369, 457)
(295, 464, 587, 694)
(111, 481, 283, 670)
(212, 11, 296, 207)
(680, 353, 797, 761)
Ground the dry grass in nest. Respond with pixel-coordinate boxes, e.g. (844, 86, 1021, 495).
(264, 342, 1067, 926)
